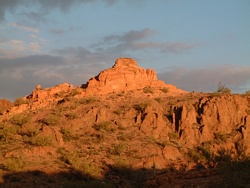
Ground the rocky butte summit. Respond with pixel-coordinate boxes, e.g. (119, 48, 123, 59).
(81, 57, 185, 95)
(27, 58, 185, 104)
(3, 58, 185, 114)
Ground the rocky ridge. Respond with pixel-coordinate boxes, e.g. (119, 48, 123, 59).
(0, 58, 249, 187)
(82, 58, 184, 95)
(1, 58, 185, 115)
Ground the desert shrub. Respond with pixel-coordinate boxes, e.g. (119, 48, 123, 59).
(93, 121, 115, 132)
(246, 109, 250, 115)
(245, 90, 250, 96)
(70, 89, 81, 96)
(40, 114, 60, 126)
(214, 132, 228, 143)
(9, 114, 30, 126)
(0, 99, 13, 114)
(78, 97, 99, 105)
(30, 134, 52, 146)
(0, 124, 20, 143)
(168, 131, 179, 141)
(110, 143, 126, 156)
(4, 157, 25, 171)
(216, 83, 231, 94)
(143, 86, 154, 94)
(160, 87, 169, 93)
(19, 124, 40, 137)
(117, 133, 128, 141)
(113, 108, 122, 116)
(187, 148, 204, 162)
(157, 139, 171, 147)
(117, 91, 125, 96)
(61, 128, 76, 142)
(65, 112, 78, 120)
(164, 106, 174, 123)
(59, 150, 100, 179)
(133, 102, 151, 113)
(215, 148, 233, 165)
(154, 97, 162, 103)
(14, 98, 30, 106)
(234, 141, 247, 161)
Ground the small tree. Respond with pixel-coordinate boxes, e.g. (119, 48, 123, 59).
(217, 83, 231, 94)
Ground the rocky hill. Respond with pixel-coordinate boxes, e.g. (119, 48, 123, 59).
(0, 58, 249, 187)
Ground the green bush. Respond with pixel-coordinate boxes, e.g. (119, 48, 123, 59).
(78, 97, 99, 105)
(20, 125, 40, 137)
(14, 98, 30, 106)
(110, 143, 126, 156)
(9, 114, 30, 126)
(214, 132, 228, 143)
(143, 86, 154, 94)
(0, 124, 20, 143)
(70, 89, 81, 96)
(187, 148, 204, 162)
(217, 83, 231, 94)
(154, 98, 162, 103)
(245, 90, 250, 96)
(61, 128, 76, 142)
(160, 87, 169, 93)
(113, 108, 122, 116)
(4, 157, 25, 171)
(30, 134, 52, 146)
(40, 114, 60, 126)
(59, 150, 100, 179)
(133, 102, 151, 113)
(93, 121, 115, 132)
(65, 112, 78, 120)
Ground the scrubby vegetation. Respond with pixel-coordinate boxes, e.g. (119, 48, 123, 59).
(0, 90, 249, 187)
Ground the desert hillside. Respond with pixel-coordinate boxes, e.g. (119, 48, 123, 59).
(0, 58, 249, 187)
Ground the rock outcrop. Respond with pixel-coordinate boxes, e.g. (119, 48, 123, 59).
(169, 95, 250, 152)
(82, 58, 185, 94)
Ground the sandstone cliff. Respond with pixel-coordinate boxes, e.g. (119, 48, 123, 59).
(82, 58, 185, 95)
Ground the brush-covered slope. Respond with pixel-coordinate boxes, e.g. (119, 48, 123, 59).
(0, 58, 249, 187)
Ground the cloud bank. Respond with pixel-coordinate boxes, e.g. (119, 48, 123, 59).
(158, 64, 250, 93)
(0, 0, 117, 22)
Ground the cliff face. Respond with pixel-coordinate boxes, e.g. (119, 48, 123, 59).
(82, 58, 185, 94)
(171, 95, 249, 150)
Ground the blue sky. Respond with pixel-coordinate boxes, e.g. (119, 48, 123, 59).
(0, 0, 249, 101)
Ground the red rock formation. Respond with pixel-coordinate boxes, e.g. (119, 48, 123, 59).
(82, 58, 185, 94)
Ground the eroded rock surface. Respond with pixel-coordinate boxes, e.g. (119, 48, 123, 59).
(82, 58, 185, 94)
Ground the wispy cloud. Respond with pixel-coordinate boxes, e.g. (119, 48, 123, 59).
(0, 0, 119, 22)
(49, 28, 65, 35)
(29, 42, 40, 52)
(158, 64, 250, 93)
(92, 28, 195, 54)
(0, 50, 112, 100)
(129, 41, 196, 52)
(0, 38, 46, 58)
(102, 28, 156, 43)
(9, 22, 39, 33)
